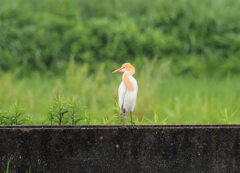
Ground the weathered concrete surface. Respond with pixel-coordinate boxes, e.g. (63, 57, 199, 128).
(0, 125, 239, 173)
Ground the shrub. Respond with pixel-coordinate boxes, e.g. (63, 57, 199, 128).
(0, 104, 32, 125)
(47, 96, 83, 125)
(0, 0, 240, 75)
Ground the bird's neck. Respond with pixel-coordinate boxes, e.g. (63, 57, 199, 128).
(122, 72, 134, 91)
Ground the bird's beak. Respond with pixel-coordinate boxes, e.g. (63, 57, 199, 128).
(112, 67, 124, 73)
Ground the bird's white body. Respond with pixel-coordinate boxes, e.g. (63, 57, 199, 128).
(118, 75, 138, 115)
(112, 62, 137, 123)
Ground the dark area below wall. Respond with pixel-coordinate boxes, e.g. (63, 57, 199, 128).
(0, 125, 239, 173)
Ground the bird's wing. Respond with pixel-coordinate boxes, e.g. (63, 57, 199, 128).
(118, 81, 126, 113)
(128, 76, 138, 112)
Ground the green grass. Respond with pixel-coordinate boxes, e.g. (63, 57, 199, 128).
(0, 60, 239, 125)
(1, 0, 240, 125)
(4, 156, 31, 173)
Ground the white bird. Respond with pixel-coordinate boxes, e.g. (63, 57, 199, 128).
(112, 63, 138, 124)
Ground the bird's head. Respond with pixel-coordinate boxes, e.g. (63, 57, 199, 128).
(112, 63, 135, 75)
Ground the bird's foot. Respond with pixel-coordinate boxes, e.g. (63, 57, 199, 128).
(122, 116, 126, 125)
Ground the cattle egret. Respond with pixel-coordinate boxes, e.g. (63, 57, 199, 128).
(112, 63, 138, 124)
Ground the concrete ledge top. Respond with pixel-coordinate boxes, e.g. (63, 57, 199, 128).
(0, 124, 240, 129)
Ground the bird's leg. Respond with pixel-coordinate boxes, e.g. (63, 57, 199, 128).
(122, 112, 126, 125)
(121, 106, 126, 125)
(130, 112, 134, 125)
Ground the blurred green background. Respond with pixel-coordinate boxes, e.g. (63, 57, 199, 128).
(0, 0, 240, 125)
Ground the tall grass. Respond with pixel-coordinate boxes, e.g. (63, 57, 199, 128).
(1, 0, 240, 124)
(0, 59, 239, 125)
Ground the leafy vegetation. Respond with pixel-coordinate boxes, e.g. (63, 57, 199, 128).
(0, 60, 239, 125)
(4, 157, 12, 173)
(0, 0, 240, 125)
(4, 156, 31, 173)
(0, 104, 31, 125)
(47, 96, 83, 125)
(1, 0, 240, 75)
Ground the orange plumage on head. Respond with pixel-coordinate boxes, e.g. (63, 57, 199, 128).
(122, 63, 135, 75)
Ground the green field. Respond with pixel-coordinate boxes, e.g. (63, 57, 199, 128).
(0, 60, 240, 125)
(1, 0, 240, 125)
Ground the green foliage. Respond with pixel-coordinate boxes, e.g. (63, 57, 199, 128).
(1, 0, 240, 125)
(0, 104, 32, 125)
(1, 0, 240, 75)
(0, 111, 3, 124)
(103, 102, 122, 125)
(0, 60, 239, 125)
(4, 156, 12, 173)
(67, 97, 82, 125)
(220, 108, 238, 123)
(48, 96, 69, 125)
(4, 156, 31, 173)
(47, 96, 85, 125)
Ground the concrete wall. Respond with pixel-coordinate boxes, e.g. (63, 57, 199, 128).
(0, 125, 239, 172)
